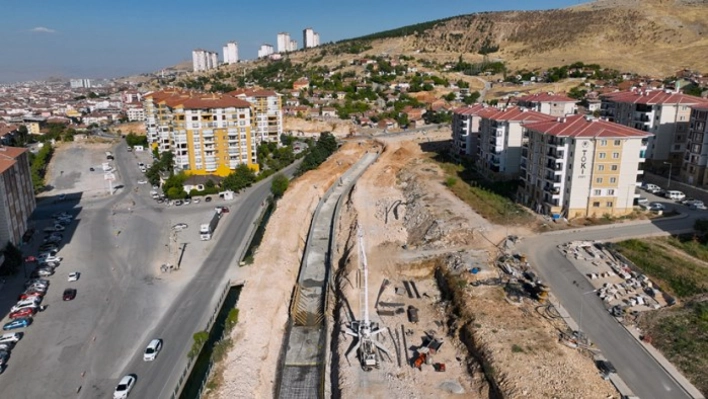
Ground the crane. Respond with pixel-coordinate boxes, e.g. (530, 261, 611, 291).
(344, 225, 391, 371)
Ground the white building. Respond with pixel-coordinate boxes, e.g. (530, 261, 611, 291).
(519, 115, 650, 219)
(601, 89, 708, 167)
(277, 32, 291, 53)
(451, 105, 485, 157)
(192, 49, 219, 72)
(222, 42, 239, 64)
(289, 39, 298, 52)
(228, 89, 283, 142)
(70, 79, 92, 89)
(126, 107, 145, 122)
(515, 92, 577, 117)
(258, 44, 274, 58)
(475, 107, 554, 180)
(303, 27, 320, 48)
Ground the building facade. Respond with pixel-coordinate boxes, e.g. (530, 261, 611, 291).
(515, 92, 577, 117)
(519, 115, 649, 219)
(257, 44, 274, 58)
(451, 105, 485, 157)
(679, 104, 708, 187)
(192, 49, 219, 72)
(303, 28, 320, 48)
(277, 33, 291, 53)
(69, 79, 92, 89)
(143, 90, 259, 177)
(126, 107, 145, 122)
(222, 42, 239, 64)
(600, 89, 708, 167)
(228, 89, 283, 142)
(0, 147, 36, 246)
(476, 107, 554, 180)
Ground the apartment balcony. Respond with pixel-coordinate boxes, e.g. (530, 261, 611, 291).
(490, 156, 501, 166)
(545, 160, 563, 171)
(547, 149, 565, 159)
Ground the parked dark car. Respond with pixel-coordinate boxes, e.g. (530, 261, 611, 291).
(63, 288, 77, 301)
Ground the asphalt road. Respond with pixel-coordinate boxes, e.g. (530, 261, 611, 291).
(111, 159, 299, 399)
(519, 205, 702, 399)
(0, 139, 298, 399)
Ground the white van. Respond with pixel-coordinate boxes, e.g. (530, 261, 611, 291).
(664, 190, 685, 201)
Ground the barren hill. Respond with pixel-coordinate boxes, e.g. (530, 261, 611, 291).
(323, 0, 708, 76)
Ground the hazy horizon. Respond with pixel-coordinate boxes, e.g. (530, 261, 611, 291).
(0, 0, 581, 84)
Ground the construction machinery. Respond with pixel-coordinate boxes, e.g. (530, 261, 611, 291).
(345, 226, 392, 371)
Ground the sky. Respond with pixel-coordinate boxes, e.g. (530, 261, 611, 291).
(0, 0, 584, 83)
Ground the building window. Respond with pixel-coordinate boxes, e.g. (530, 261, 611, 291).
(611, 165, 618, 171)
(600, 140, 608, 146)
(593, 189, 601, 195)
(609, 177, 617, 183)
(599, 153, 606, 159)
(596, 177, 603, 183)
(608, 189, 615, 195)
(606, 201, 613, 207)
(612, 152, 619, 159)
(593, 202, 600, 207)
(598, 165, 605, 171)
(614, 140, 621, 146)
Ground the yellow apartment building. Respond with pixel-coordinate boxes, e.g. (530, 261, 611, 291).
(519, 115, 651, 219)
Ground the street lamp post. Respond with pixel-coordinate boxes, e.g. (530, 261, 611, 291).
(663, 162, 672, 189)
(579, 289, 598, 333)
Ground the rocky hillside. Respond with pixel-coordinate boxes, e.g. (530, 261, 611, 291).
(331, 0, 708, 76)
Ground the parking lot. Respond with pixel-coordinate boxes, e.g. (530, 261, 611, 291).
(0, 140, 244, 397)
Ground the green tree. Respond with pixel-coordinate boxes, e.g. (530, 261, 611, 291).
(125, 133, 148, 147)
(271, 174, 289, 198)
(222, 164, 256, 192)
(443, 92, 457, 102)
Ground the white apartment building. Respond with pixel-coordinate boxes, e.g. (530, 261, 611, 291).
(126, 107, 145, 122)
(601, 89, 708, 166)
(277, 33, 291, 53)
(192, 49, 219, 72)
(69, 79, 92, 89)
(303, 27, 320, 48)
(476, 107, 554, 180)
(222, 42, 239, 64)
(289, 39, 298, 52)
(451, 105, 485, 157)
(515, 92, 577, 117)
(229, 89, 283, 142)
(519, 115, 650, 219)
(257, 44, 274, 58)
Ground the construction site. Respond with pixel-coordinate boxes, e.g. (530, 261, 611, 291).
(211, 130, 621, 399)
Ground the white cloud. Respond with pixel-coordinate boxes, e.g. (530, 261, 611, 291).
(30, 27, 56, 34)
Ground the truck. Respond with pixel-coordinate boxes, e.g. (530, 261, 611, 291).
(200, 211, 221, 241)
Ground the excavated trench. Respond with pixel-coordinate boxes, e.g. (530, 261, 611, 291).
(435, 267, 505, 399)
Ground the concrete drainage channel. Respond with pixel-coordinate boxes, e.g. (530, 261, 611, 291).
(275, 152, 379, 399)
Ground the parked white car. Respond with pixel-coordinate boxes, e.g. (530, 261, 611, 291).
(68, 272, 80, 282)
(0, 333, 22, 344)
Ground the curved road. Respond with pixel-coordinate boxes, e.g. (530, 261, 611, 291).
(519, 213, 700, 399)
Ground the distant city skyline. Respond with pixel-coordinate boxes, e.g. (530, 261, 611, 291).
(0, 0, 581, 83)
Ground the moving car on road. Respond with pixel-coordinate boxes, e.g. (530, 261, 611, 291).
(648, 202, 665, 211)
(143, 339, 163, 361)
(63, 288, 77, 301)
(68, 272, 80, 282)
(3, 318, 32, 331)
(172, 223, 188, 231)
(113, 375, 136, 399)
